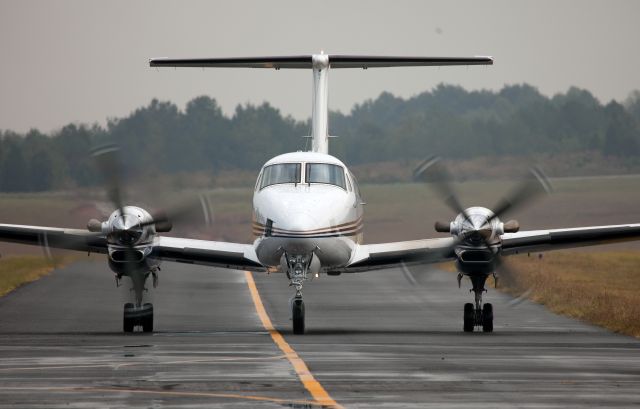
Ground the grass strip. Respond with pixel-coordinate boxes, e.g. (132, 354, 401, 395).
(0, 255, 76, 297)
(472, 251, 640, 338)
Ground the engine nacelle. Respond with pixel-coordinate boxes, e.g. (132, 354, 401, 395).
(441, 206, 520, 243)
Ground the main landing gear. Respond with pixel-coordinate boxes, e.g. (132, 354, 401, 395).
(461, 273, 493, 333)
(285, 253, 313, 335)
(121, 270, 158, 333)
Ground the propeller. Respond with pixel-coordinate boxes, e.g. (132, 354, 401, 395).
(34, 141, 214, 280)
(88, 142, 142, 267)
(413, 156, 552, 288)
(413, 156, 472, 223)
(88, 141, 213, 256)
(484, 165, 552, 226)
(91, 143, 125, 218)
(414, 156, 551, 235)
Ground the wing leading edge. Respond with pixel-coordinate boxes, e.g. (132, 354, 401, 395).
(0, 224, 107, 254)
(337, 237, 456, 274)
(153, 236, 265, 271)
(500, 223, 640, 255)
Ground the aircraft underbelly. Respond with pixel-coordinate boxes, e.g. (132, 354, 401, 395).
(256, 236, 354, 268)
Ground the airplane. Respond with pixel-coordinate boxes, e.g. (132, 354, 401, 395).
(1, 53, 640, 334)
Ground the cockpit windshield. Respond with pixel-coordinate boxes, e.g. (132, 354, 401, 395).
(259, 163, 301, 189)
(306, 163, 346, 189)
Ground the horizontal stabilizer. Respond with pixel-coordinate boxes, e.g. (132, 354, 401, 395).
(149, 55, 493, 69)
(329, 55, 493, 68)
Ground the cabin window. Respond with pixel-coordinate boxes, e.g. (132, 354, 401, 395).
(259, 163, 301, 189)
(306, 163, 346, 189)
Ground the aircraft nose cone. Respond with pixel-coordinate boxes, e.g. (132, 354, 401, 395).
(279, 212, 319, 233)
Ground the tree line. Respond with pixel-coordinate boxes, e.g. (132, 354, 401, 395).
(1, 84, 639, 192)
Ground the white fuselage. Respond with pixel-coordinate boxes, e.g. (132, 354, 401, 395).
(252, 151, 364, 271)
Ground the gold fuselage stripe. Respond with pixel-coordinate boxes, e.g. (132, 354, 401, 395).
(253, 217, 363, 235)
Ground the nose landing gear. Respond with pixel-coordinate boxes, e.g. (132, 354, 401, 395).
(462, 274, 493, 333)
(285, 252, 314, 335)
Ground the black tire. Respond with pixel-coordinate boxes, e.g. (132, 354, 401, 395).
(463, 303, 475, 332)
(292, 299, 305, 335)
(123, 303, 135, 333)
(482, 303, 494, 333)
(142, 303, 154, 333)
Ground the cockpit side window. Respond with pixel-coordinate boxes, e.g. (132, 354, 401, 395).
(255, 170, 263, 191)
(259, 163, 301, 189)
(349, 171, 361, 197)
(306, 163, 346, 190)
(345, 173, 353, 192)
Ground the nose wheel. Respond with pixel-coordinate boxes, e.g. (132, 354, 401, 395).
(292, 297, 305, 334)
(123, 302, 154, 333)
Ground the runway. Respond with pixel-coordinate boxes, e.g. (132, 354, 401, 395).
(0, 259, 639, 408)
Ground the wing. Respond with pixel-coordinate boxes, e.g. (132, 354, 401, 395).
(0, 224, 265, 272)
(336, 237, 456, 273)
(153, 236, 265, 271)
(335, 222, 640, 273)
(0, 224, 107, 253)
(501, 223, 640, 255)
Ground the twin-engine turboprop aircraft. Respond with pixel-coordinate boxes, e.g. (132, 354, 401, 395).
(1, 53, 640, 334)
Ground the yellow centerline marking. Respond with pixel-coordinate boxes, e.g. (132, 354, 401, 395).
(244, 271, 343, 409)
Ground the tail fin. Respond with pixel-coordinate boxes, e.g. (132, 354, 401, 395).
(150, 54, 493, 154)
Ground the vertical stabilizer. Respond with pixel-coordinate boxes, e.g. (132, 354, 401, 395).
(311, 54, 329, 154)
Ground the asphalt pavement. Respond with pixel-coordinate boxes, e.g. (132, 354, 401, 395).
(0, 259, 639, 408)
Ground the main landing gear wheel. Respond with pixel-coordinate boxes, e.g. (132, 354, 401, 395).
(482, 303, 493, 333)
(123, 303, 154, 333)
(142, 303, 154, 333)
(292, 298, 305, 335)
(462, 274, 494, 333)
(463, 303, 475, 332)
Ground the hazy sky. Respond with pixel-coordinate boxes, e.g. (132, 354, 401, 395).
(1, 0, 639, 132)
